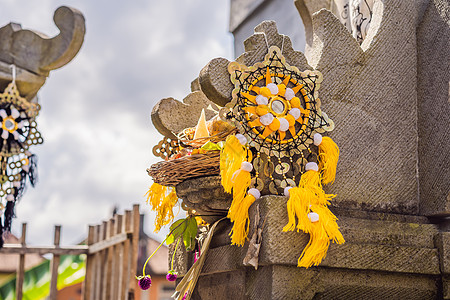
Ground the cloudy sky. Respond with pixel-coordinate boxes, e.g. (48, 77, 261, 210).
(0, 0, 233, 245)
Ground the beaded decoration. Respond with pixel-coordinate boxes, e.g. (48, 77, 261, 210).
(220, 46, 344, 267)
(0, 80, 43, 247)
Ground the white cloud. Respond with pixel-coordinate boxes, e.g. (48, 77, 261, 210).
(2, 0, 232, 245)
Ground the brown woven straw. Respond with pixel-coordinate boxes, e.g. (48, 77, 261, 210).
(147, 151, 220, 186)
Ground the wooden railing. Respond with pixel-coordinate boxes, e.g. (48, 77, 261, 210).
(0, 204, 140, 300)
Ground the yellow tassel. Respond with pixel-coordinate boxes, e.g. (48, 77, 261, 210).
(227, 162, 254, 246)
(282, 187, 312, 233)
(318, 136, 339, 185)
(283, 167, 344, 268)
(220, 135, 246, 193)
(145, 183, 178, 232)
(228, 193, 256, 246)
(297, 222, 330, 268)
(298, 170, 335, 206)
(230, 167, 252, 207)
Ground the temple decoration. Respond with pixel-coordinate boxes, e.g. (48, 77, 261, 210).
(0, 78, 42, 247)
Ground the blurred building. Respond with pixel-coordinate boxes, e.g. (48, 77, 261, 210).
(230, 0, 306, 57)
(0, 234, 45, 285)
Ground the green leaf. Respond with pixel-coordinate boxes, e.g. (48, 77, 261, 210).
(166, 218, 188, 245)
(182, 217, 198, 251)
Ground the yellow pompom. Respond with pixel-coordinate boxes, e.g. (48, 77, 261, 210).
(268, 118, 280, 131)
(256, 105, 269, 116)
(285, 114, 296, 127)
(290, 97, 301, 108)
(260, 87, 272, 98)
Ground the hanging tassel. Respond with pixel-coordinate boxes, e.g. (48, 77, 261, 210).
(228, 188, 260, 246)
(27, 153, 38, 187)
(298, 163, 335, 206)
(314, 133, 339, 185)
(283, 162, 344, 268)
(220, 134, 248, 193)
(145, 183, 178, 232)
(3, 197, 16, 232)
(13, 176, 26, 201)
(0, 216, 4, 248)
(282, 187, 314, 234)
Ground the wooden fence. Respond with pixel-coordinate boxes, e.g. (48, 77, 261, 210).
(0, 204, 140, 300)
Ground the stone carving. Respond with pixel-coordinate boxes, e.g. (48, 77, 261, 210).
(151, 90, 217, 139)
(0, 6, 85, 100)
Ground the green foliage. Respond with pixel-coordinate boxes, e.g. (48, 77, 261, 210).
(165, 217, 198, 251)
(0, 255, 85, 300)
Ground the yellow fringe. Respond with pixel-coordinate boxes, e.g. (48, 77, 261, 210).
(283, 170, 344, 268)
(298, 170, 335, 206)
(220, 135, 246, 193)
(145, 183, 178, 232)
(318, 136, 339, 185)
(228, 193, 256, 246)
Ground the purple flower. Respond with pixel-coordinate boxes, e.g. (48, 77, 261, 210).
(166, 270, 178, 282)
(137, 275, 152, 290)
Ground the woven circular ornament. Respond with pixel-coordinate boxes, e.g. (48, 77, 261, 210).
(225, 46, 334, 159)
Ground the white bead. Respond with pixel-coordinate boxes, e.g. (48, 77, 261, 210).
(1, 130, 9, 140)
(11, 107, 20, 119)
(13, 181, 21, 187)
(313, 133, 323, 146)
(235, 134, 247, 146)
(22, 165, 30, 172)
(267, 83, 278, 95)
(241, 161, 253, 172)
(248, 188, 261, 199)
(0, 110, 7, 119)
(308, 212, 320, 223)
(305, 162, 318, 172)
(289, 108, 301, 120)
(6, 194, 14, 201)
(284, 88, 295, 100)
(278, 118, 289, 132)
(255, 95, 268, 105)
(284, 187, 292, 197)
(17, 121, 24, 129)
(260, 113, 274, 126)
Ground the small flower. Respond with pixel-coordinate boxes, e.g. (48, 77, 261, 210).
(136, 275, 152, 290)
(166, 270, 178, 282)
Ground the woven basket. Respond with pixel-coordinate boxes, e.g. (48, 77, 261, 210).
(147, 151, 220, 186)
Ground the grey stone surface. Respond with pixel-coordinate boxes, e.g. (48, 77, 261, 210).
(175, 176, 231, 224)
(151, 91, 217, 138)
(231, 0, 306, 57)
(417, 0, 450, 216)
